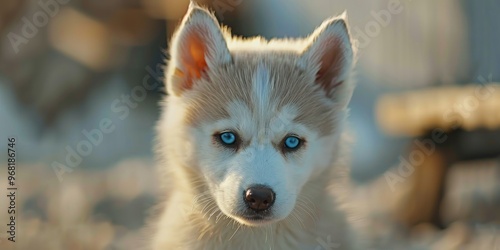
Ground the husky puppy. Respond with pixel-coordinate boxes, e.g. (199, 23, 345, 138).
(151, 3, 358, 249)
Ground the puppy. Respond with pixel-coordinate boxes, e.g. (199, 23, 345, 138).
(150, 3, 359, 249)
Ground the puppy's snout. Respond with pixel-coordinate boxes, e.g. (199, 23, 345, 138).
(244, 185, 275, 211)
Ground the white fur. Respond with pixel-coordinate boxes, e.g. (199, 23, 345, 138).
(252, 63, 272, 139)
(148, 3, 364, 250)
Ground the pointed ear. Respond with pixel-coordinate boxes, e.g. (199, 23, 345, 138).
(167, 4, 231, 96)
(299, 13, 355, 106)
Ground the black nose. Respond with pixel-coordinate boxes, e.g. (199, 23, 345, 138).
(244, 185, 275, 211)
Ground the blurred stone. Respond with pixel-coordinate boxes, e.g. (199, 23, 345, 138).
(23, 195, 48, 221)
(18, 164, 49, 198)
(18, 217, 43, 245)
(94, 195, 156, 230)
(80, 170, 107, 202)
(48, 8, 114, 71)
(106, 158, 156, 201)
(47, 180, 92, 229)
(66, 221, 115, 250)
(111, 229, 145, 250)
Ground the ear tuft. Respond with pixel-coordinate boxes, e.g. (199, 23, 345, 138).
(167, 5, 231, 96)
(300, 13, 355, 104)
(188, 0, 199, 9)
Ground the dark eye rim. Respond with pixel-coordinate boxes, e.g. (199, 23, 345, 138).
(213, 130, 240, 149)
(281, 134, 305, 153)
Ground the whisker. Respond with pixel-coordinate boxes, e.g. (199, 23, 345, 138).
(228, 224, 241, 241)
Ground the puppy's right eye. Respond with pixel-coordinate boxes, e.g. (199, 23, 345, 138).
(215, 131, 240, 149)
(220, 132, 236, 145)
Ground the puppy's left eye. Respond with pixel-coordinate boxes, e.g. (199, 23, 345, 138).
(220, 132, 236, 145)
(283, 136, 302, 151)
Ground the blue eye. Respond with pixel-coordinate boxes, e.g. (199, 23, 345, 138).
(219, 132, 236, 145)
(284, 136, 301, 149)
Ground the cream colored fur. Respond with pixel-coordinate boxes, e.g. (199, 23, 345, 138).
(148, 2, 362, 250)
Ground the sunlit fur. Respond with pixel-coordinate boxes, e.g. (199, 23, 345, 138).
(149, 3, 361, 250)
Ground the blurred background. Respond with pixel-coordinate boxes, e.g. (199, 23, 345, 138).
(0, 0, 499, 249)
